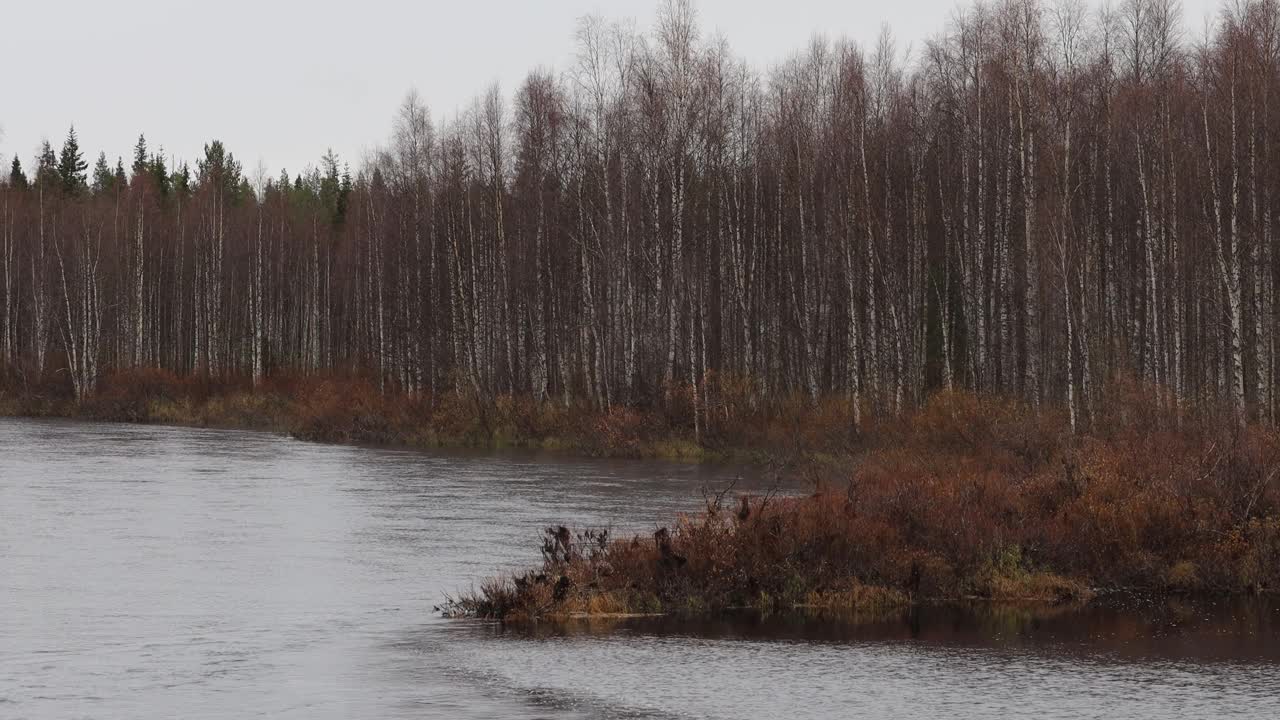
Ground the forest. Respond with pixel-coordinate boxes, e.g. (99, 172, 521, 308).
(2, 0, 1280, 443)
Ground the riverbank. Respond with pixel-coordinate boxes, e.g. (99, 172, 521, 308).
(6, 367, 1279, 620)
(447, 392, 1280, 620)
(1, 367, 844, 462)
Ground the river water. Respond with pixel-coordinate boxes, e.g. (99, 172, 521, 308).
(1, 418, 1277, 719)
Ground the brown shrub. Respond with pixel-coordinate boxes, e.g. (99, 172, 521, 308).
(429, 391, 489, 443)
(457, 390, 1280, 620)
(83, 368, 186, 422)
(491, 394, 572, 447)
(291, 376, 407, 444)
(584, 405, 655, 456)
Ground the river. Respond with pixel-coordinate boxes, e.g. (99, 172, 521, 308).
(1, 418, 1277, 719)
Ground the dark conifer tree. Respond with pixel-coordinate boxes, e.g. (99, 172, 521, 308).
(91, 151, 113, 194)
(132, 135, 148, 178)
(8, 156, 27, 189)
(173, 162, 190, 197)
(197, 140, 242, 196)
(149, 151, 170, 196)
(36, 141, 58, 186)
(57, 125, 88, 195)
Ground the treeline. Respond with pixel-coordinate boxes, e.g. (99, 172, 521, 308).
(2, 0, 1279, 433)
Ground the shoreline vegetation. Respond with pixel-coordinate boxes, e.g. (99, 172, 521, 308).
(439, 386, 1280, 621)
(0, 367, 863, 461)
(4, 370, 1278, 620)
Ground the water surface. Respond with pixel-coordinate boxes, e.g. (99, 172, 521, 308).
(1, 418, 1276, 719)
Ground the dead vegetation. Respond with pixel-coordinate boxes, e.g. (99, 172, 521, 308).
(0, 367, 865, 460)
(447, 389, 1280, 620)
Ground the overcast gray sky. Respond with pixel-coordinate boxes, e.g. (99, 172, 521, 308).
(1, 0, 1222, 177)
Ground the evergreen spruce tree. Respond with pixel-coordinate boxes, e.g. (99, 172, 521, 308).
(37, 141, 59, 187)
(149, 150, 170, 197)
(9, 156, 28, 189)
(57, 125, 88, 195)
(172, 162, 191, 198)
(197, 140, 243, 201)
(339, 164, 353, 226)
(319, 149, 341, 224)
(132, 135, 148, 178)
(92, 151, 113, 194)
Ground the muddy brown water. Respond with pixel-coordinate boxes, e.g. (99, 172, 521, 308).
(1, 418, 1277, 719)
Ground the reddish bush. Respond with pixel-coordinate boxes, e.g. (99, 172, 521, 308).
(456, 391, 1280, 620)
(430, 390, 490, 443)
(291, 376, 408, 444)
(83, 368, 186, 421)
(585, 406, 654, 456)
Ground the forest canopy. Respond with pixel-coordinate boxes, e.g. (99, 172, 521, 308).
(1, 0, 1278, 434)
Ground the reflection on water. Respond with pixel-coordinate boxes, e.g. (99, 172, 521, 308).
(438, 599, 1280, 720)
(478, 594, 1280, 661)
(485, 597, 1280, 664)
(1, 417, 1277, 719)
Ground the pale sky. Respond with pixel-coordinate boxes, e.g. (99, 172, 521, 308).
(0, 0, 1222, 177)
